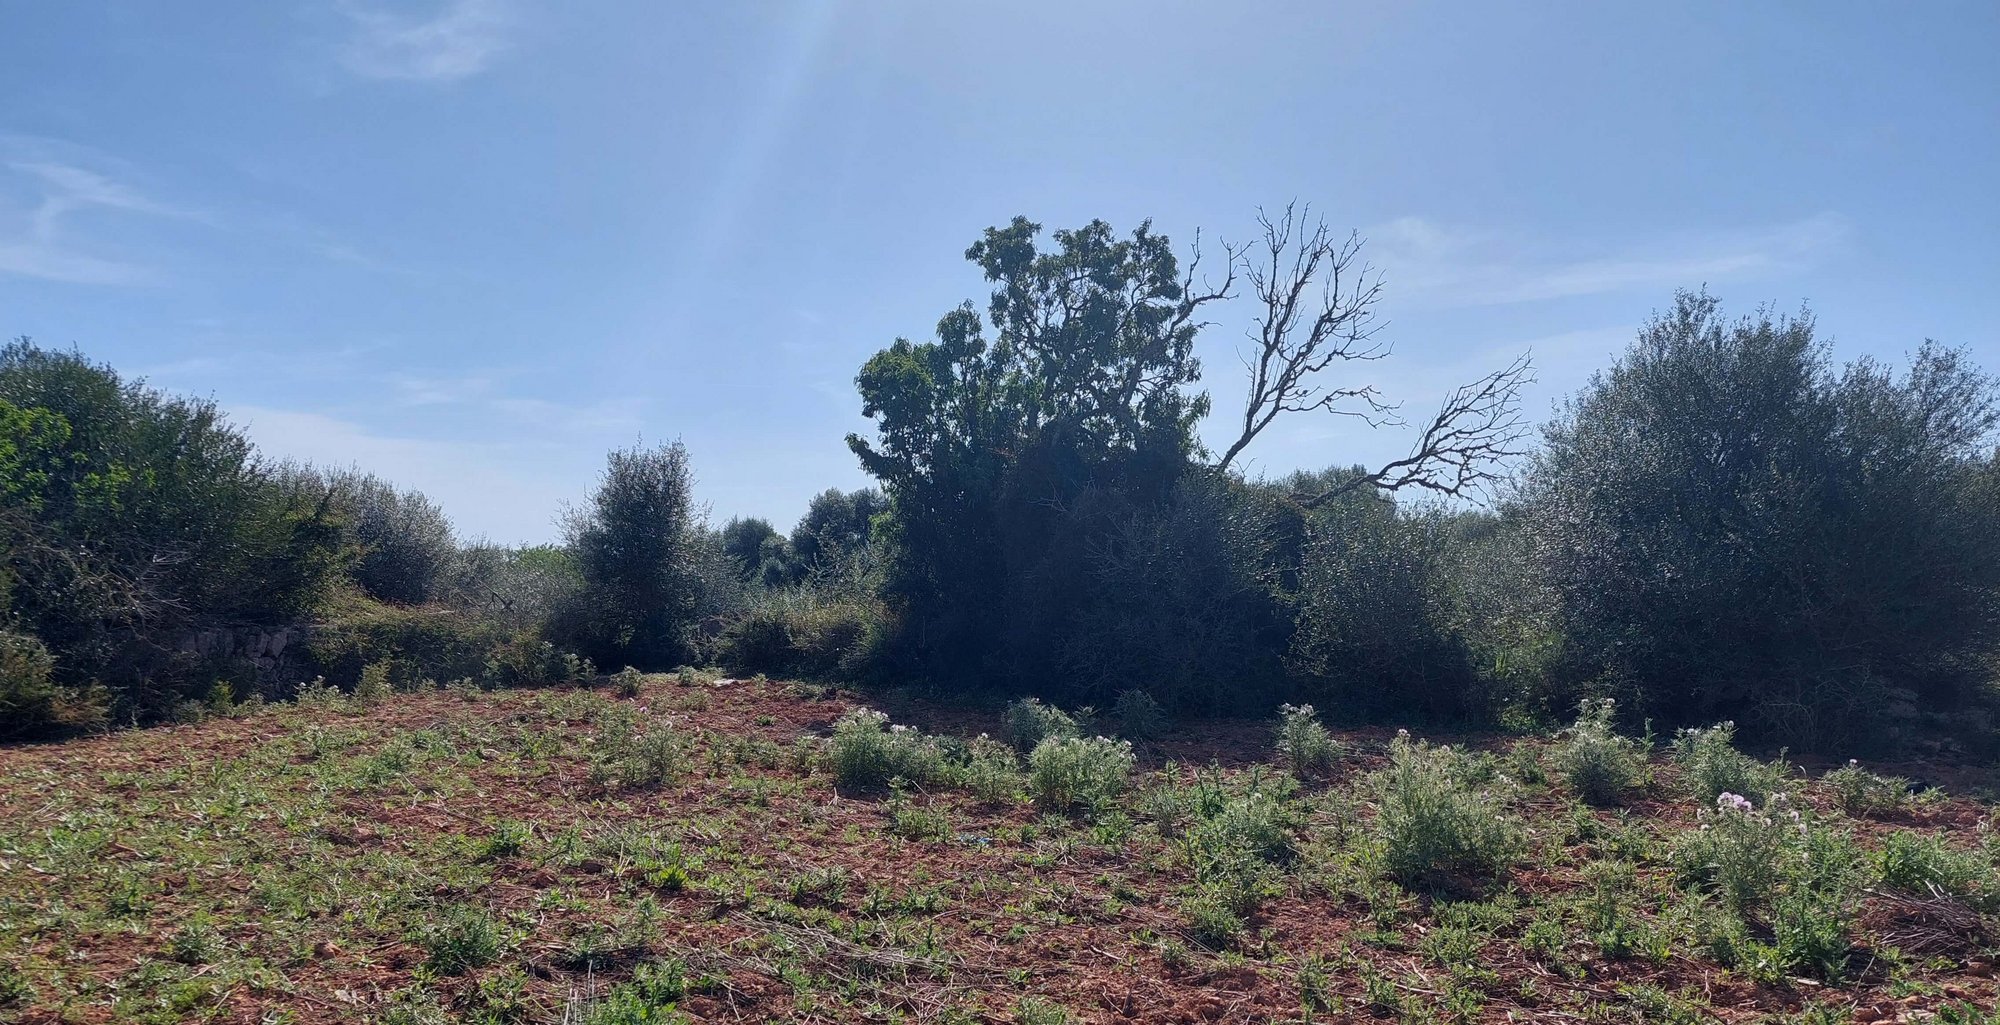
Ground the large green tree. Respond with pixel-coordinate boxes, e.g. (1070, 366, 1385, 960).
(848, 213, 1530, 701)
(1521, 292, 2000, 747)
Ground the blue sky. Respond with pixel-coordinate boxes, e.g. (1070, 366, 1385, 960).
(2, 1, 1994, 543)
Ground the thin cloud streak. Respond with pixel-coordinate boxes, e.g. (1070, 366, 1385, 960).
(0, 154, 192, 285)
(335, 0, 514, 82)
(1368, 213, 1851, 307)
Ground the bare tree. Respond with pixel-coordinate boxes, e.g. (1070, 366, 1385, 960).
(1214, 202, 1534, 504)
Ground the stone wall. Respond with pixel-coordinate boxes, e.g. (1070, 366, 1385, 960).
(178, 625, 310, 684)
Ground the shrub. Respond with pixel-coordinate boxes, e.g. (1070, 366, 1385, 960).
(1672, 722, 1787, 804)
(1551, 698, 1649, 804)
(1823, 759, 1911, 817)
(355, 660, 393, 703)
(1273, 703, 1340, 779)
(826, 708, 945, 790)
(1005, 697, 1080, 752)
(0, 629, 104, 738)
(1027, 735, 1135, 813)
(1373, 732, 1524, 887)
(1113, 689, 1168, 741)
(611, 666, 645, 698)
(956, 735, 1022, 804)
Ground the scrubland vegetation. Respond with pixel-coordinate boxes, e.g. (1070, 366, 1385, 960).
(3, 212, 1999, 1020)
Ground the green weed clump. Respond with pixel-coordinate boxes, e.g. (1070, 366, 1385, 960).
(827, 708, 946, 790)
(1672, 722, 1787, 804)
(1273, 703, 1340, 780)
(611, 666, 645, 698)
(1004, 697, 1080, 752)
(1671, 790, 1863, 979)
(1551, 698, 1648, 805)
(1823, 759, 1911, 817)
(1027, 735, 1134, 812)
(1874, 830, 1995, 907)
(1176, 780, 1299, 946)
(418, 905, 504, 974)
(356, 660, 394, 703)
(956, 734, 1023, 804)
(1373, 731, 1524, 887)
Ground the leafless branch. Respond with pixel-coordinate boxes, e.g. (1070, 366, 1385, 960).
(1216, 202, 1392, 472)
(1297, 352, 1536, 506)
(1212, 201, 1535, 504)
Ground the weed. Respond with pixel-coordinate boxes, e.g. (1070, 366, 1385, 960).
(1373, 731, 1524, 887)
(1004, 697, 1080, 752)
(1014, 996, 1073, 1025)
(1027, 735, 1134, 813)
(1551, 698, 1648, 804)
(611, 666, 645, 698)
(827, 708, 946, 789)
(1824, 759, 1911, 816)
(417, 905, 503, 974)
(0, 962, 30, 1006)
(479, 819, 533, 860)
(356, 660, 394, 703)
(1672, 722, 1786, 803)
(1274, 703, 1340, 780)
(957, 734, 1022, 804)
(168, 913, 221, 965)
(1875, 829, 1992, 906)
(1113, 689, 1168, 741)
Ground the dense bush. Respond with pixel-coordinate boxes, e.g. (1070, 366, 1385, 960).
(1520, 291, 2000, 747)
(300, 597, 512, 693)
(1288, 493, 1483, 718)
(715, 586, 884, 678)
(294, 468, 457, 605)
(0, 341, 343, 720)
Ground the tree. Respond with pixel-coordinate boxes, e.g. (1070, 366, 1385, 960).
(560, 441, 706, 669)
(849, 217, 1236, 685)
(1520, 291, 2000, 748)
(296, 468, 457, 605)
(788, 487, 884, 577)
(720, 516, 787, 584)
(847, 212, 1532, 698)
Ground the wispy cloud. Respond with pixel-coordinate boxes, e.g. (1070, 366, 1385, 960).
(335, 0, 514, 82)
(0, 147, 194, 285)
(1367, 213, 1851, 307)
